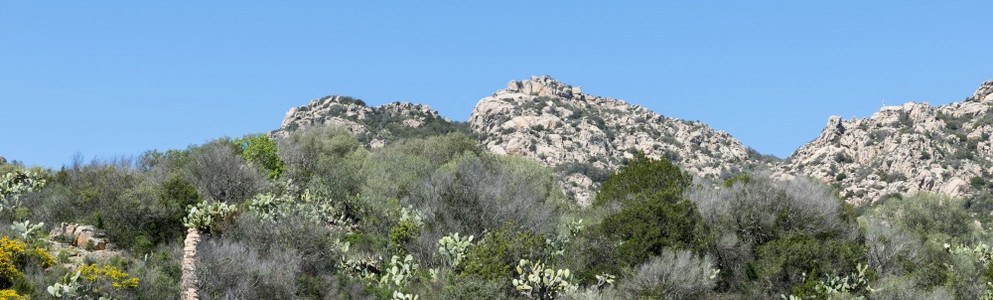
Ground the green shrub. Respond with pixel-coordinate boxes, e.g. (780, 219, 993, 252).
(592, 153, 707, 269)
(750, 234, 865, 293)
(600, 192, 708, 266)
(409, 152, 564, 259)
(593, 153, 691, 206)
(460, 227, 547, 282)
(688, 172, 860, 291)
(865, 194, 975, 242)
(234, 134, 285, 180)
(185, 139, 268, 204)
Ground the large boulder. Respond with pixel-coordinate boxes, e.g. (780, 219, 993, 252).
(52, 222, 108, 250)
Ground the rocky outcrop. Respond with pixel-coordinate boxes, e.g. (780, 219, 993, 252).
(972, 80, 993, 103)
(779, 81, 993, 204)
(51, 223, 108, 250)
(273, 96, 464, 146)
(469, 76, 767, 205)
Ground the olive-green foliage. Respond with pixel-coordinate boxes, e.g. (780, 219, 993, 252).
(688, 172, 860, 292)
(389, 220, 421, 253)
(359, 133, 479, 234)
(863, 219, 923, 277)
(865, 194, 976, 243)
(278, 126, 367, 207)
(563, 228, 622, 285)
(592, 154, 707, 272)
(409, 152, 564, 254)
(357, 107, 471, 143)
(752, 234, 865, 293)
(601, 192, 708, 266)
(234, 134, 285, 180)
(186, 139, 268, 204)
(861, 194, 993, 298)
(440, 278, 506, 300)
(105, 180, 196, 253)
(594, 153, 691, 206)
(871, 276, 955, 300)
(460, 227, 548, 282)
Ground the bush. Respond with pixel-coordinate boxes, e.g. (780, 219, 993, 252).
(619, 250, 718, 299)
(750, 234, 865, 293)
(0, 235, 54, 289)
(277, 126, 367, 204)
(688, 172, 860, 291)
(864, 194, 975, 242)
(408, 152, 564, 262)
(439, 277, 504, 300)
(592, 153, 707, 270)
(593, 153, 691, 206)
(863, 219, 923, 277)
(358, 133, 479, 234)
(234, 134, 285, 180)
(600, 192, 708, 266)
(185, 140, 267, 204)
(223, 213, 343, 277)
(196, 240, 301, 299)
(460, 227, 548, 282)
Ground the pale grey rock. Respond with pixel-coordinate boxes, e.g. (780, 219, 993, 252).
(470, 76, 763, 205)
(779, 80, 993, 204)
(273, 96, 449, 142)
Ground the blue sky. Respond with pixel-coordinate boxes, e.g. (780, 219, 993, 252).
(2, 1, 992, 168)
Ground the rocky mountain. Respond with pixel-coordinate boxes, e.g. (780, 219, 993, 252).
(465, 76, 767, 204)
(274, 95, 467, 147)
(778, 80, 993, 204)
(275, 76, 768, 205)
(274, 77, 993, 206)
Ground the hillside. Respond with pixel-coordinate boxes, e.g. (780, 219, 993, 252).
(276, 76, 770, 205)
(467, 76, 769, 204)
(779, 80, 993, 204)
(7, 77, 993, 299)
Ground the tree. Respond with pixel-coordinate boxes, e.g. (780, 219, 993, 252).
(185, 139, 267, 204)
(594, 153, 691, 206)
(592, 153, 707, 268)
(235, 134, 285, 181)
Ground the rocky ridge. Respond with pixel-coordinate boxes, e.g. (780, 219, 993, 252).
(467, 76, 766, 204)
(778, 80, 993, 204)
(274, 77, 993, 206)
(274, 96, 462, 147)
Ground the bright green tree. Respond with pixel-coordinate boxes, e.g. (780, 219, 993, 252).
(235, 134, 285, 180)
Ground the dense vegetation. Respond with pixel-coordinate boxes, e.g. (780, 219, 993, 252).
(2, 125, 993, 299)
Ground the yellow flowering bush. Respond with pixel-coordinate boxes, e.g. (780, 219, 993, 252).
(0, 237, 26, 285)
(78, 264, 140, 290)
(0, 289, 24, 300)
(1, 235, 53, 288)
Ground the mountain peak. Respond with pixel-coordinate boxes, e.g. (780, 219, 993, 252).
(972, 80, 993, 102)
(471, 76, 762, 205)
(502, 75, 582, 99)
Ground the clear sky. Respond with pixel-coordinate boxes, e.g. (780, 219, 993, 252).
(3, 1, 992, 168)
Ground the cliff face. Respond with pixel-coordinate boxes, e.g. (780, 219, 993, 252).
(778, 81, 993, 204)
(467, 76, 764, 204)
